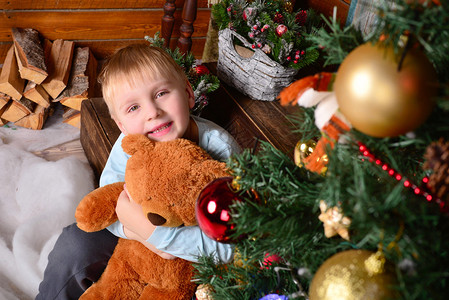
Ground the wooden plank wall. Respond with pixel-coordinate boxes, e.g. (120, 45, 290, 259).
(0, 0, 212, 63)
(0, 0, 351, 63)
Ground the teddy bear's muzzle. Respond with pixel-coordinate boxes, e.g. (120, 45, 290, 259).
(147, 213, 167, 226)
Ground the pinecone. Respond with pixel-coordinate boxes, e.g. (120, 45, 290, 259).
(423, 138, 449, 204)
(273, 12, 284, 24)
(295, 10, 308, 26)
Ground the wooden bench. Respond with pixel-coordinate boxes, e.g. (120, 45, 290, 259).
(80, 63, 302, 183)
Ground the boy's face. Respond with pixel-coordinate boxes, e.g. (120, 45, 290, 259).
(111, 76, 195, 142)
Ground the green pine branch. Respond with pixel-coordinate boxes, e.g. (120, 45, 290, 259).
(194, 1, 449, 299)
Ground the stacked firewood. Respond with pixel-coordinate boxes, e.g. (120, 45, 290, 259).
(0, 28, 97, 129)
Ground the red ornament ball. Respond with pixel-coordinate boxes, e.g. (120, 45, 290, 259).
(196, 177, 243, 243)
(194, 65, 210, 76)
(275, 24, 288, 37)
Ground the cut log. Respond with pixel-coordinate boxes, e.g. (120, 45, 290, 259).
(1, 97, 36, 122)
(42, 39, 75, 99)
(56, 47, 98, 110)
(0, 45, 25, 100)
(0, 92, 11, 109)
(14, 104, 50, 130)
(0, 94, 11, 125)
(43, 39, 52, 67)
(62, 107, 81, 128)
(0, 102, 9, 126)
(59, 76, 89, 110)
(70, 47, 97, 82)
(11, 28, 48, 84)
(23, 81, 51, 108)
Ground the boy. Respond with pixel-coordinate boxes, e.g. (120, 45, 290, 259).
(36, 44, 241, 299)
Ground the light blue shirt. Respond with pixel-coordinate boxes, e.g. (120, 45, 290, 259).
(100, 115, 241, 263)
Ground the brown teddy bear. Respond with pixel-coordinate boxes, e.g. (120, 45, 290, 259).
(75, 134, 230, 299)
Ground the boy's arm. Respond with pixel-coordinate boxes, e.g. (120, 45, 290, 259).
(125, 230, 176, 260)
(118, 184, 234, 263)
(147, 226, 235, 263)
(100, 134, 157, 247)
(100, 134, 127, 188)
(99, 134, 129, 238)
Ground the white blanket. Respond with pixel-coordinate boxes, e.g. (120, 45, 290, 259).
(0, 108, 95, 299)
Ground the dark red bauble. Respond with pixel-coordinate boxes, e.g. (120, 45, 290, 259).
(275, 24, 288, 37)
(195, 177, 243, 243)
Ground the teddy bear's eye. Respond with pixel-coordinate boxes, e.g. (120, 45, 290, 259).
(171, 203, 175, 207)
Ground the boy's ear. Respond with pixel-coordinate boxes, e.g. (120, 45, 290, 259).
(114, 119, 128, 136)
(186, 80, 195, 109)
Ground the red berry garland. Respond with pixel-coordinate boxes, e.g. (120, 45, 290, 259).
(358, 142, 448, 214)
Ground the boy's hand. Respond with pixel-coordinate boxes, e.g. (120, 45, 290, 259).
(116, 184, 176, 260)
(116, 185, 155, 240)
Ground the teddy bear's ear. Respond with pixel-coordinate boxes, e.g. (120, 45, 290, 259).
(122, 134, 155, 155)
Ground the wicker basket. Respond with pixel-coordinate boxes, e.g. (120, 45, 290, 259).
(217, 28, 298, 101)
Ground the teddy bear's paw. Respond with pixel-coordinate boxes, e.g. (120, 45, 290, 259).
(75, 181, 124, 232)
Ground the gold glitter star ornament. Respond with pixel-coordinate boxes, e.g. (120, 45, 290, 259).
(318, 200, 351, 240)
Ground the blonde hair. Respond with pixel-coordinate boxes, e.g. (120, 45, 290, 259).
(98, 44, 187, 117)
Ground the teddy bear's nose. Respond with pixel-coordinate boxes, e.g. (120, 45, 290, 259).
(147, 213, 166, 226)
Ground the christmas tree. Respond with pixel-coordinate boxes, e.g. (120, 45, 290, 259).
(193, 1, 449, 299)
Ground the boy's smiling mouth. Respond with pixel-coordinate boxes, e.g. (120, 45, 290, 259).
(148, 122, 172, 136)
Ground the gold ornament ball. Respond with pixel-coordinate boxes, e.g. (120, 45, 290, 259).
(294, 140, 317, 167)
(309, 249, 398, 300)
(334, 42, 437, 137)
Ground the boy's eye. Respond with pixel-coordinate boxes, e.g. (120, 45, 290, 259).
(155, 90, 168, 99)
(127, 105, 139, 113)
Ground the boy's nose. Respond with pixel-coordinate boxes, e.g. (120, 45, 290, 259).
(145, 102, 160, 120)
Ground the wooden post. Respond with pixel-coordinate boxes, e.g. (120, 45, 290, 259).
(161, 0, 176, 48)
(177, 0, 197, 54)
